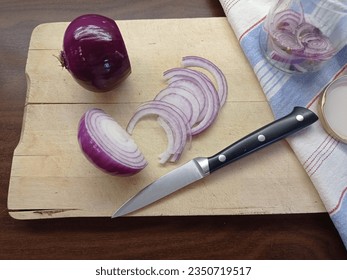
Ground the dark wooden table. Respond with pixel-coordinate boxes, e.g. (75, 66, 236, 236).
(1, 0, 346, 260)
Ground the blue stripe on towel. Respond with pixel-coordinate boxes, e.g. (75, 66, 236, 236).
(331, 194, 347, 248)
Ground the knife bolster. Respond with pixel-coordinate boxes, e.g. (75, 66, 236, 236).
(194, 157, 210, 176)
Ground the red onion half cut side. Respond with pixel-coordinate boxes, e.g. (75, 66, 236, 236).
(78, 108, 147, 176)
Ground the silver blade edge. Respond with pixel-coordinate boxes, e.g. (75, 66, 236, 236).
(111, 157, 210, 218)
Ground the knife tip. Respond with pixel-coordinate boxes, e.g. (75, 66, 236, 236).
(111, 212, 121, 218)
(111, 206, 130, 218)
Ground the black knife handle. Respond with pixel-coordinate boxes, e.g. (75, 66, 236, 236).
(207, 106, 318, 173)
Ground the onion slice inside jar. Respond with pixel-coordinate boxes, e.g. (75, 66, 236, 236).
(266, 9, 336, 72)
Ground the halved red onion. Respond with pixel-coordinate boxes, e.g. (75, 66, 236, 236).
(182, 56, 228, 106)
(78, 108, 147, 175)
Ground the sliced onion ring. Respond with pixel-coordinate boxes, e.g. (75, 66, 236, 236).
(157, 117, 175, 164)
(271, 9, 304, 34)
(167, 77, 208, 122)
(125, 56, 227, 164)
(78, 108, 147, 176)
(163, 67, 220, 135)
(182, 56, 228, 106)
(154, 86, 201, 127)
(127, 100, 192, 164)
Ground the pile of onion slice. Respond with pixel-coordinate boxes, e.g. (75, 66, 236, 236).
(126, 56, 228, 164)
(267, 9, 335, 72)
(78, 108, 147, 175)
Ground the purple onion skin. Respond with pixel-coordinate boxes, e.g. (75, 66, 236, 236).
(78, 115, 143, 176)
(60, 14, 131, 92)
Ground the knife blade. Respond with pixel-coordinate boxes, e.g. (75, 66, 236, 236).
(112, 106, 318, 218)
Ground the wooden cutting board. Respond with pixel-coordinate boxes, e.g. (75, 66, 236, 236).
(8, 17, 325, 219)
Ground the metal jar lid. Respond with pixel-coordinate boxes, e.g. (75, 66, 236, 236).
(318, 75, 347, 144)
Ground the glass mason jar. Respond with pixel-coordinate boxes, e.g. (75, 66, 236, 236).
(259, 0, 347, 73)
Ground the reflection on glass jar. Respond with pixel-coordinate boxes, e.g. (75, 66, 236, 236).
(259, 0, 347, 73)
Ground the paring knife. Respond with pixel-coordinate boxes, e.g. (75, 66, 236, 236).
(112, 106, 318, 218)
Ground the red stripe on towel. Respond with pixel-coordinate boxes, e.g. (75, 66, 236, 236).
(329, 186, 347, 215)
(239, 16, 266, 42)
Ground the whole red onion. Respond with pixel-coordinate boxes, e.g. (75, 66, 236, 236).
(60, 14, 131, 92)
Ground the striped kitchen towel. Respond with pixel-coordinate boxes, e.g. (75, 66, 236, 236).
(219, 0, 347, 248)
